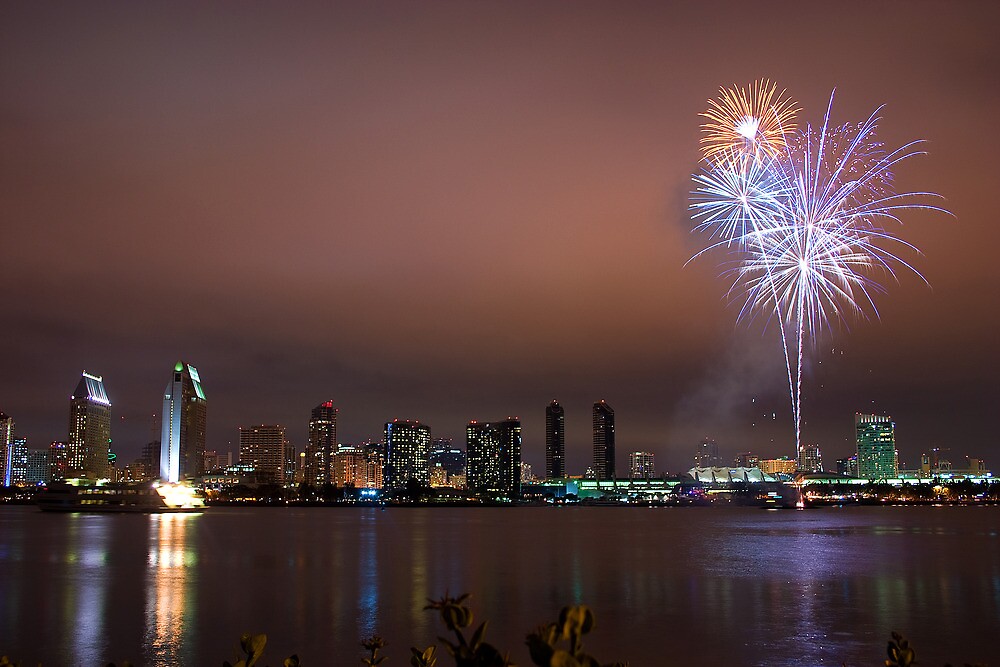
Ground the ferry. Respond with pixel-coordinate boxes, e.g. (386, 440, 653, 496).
(36, 481, 207, 513)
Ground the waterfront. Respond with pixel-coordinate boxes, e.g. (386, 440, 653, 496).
(1, 506, 997, 666)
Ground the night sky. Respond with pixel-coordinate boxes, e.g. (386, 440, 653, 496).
(2, 1, 997, 474)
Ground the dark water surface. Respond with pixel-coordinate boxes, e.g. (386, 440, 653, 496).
(1, 505, 998, 666)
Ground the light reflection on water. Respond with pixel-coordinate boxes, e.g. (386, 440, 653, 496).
(69, 517, 109, 663)
(145, 513, 199, 667)
(1, 506, 998, 666)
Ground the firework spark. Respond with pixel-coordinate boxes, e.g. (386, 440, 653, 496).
(690, 85, 946, 461)
(700, 79, 800, 161)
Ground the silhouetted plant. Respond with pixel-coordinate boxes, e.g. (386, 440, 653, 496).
(223, 632, 269, 667)
(361, 635, 387, 667)
(525, 604, 627, 667)
(885, 632, 915, 667)
(418, 593, 512, 667)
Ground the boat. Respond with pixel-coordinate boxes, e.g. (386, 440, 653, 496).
(36, 481, 207, 513)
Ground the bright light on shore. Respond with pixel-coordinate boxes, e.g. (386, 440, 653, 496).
(154, 482, 206, 509)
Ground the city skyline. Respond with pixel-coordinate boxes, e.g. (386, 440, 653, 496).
(2, 2, 998, 473)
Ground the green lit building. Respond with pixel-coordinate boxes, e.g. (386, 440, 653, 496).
(855, 413, 897, 479)
(160, 361, 207, 482)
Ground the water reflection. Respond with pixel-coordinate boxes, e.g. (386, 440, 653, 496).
(3, 506, 999, 666)
(357, 516, 379, 640)
(145, 513, 199, 666)
(68, 517, 109, 664)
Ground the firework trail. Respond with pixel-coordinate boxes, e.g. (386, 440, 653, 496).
(690, 82, 946, 463)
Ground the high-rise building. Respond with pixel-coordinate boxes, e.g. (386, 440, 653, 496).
(48, 441, 68, 482)
(695, 438, 722, 468)
(798, 443, 823, 472)
(306, 400, 337, 486)
(466, 418, 521, 498)
(592, 401, 615, 480)
(68, 371, 112, 480)
(333, 445, 368, 487)
(629, 451, 655, 479)
(160, 361, 207, 482)
(836, 455, 859, 477)
(734, 452, 760, 468)
(25, 449, 49, 485)
(363, 442, 385, 489)
(0, 413, 13, 486)
(545, 400, 565, 479)
(856, 413, 897, 479)
(283, 440, 296, 484)
(239, 424, 288, 483)
(384, 420, 431, 491)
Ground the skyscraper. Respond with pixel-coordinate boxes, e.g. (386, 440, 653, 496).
(384, 420, 431, 491)
(592, 400, 615, 480)
(160, 361, 207, 482)
(466, 418, 521, 498)
(239, 424, 288, 483)
(306, 400, 337, 486)
(68, 371, 112, 480)
(695, 438, 722, 468)
(25, 449, 49, 485)
(856, 413, 897, 479)
(629, 451, 655, 479)
(4, 438, 28, 486)
(0, 413, 13, 487)
(545, 400, 565, 479)
(48, 441, 68, 482)
(798, 443, 823, 472)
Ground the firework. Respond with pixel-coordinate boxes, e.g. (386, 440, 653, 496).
(690, 85, 946, 460)
(700, 80, 799, 161)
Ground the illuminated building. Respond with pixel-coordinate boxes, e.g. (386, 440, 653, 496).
(159, 361, 207, 482)
(836, 455, 859, 477)
(759, 457, 797, 475)
(592, 401, 615, 480)
(856, 413, 898, 479)
(429, 465, 449, 488)
(306, 400, 337, 485)
(364, 443, 385, 489)
(520, 461, 536, 483)
(629, 451, 655, 479)
(68, 371, 112, 480)
(333, 445, 368, 487)
(798, 443, 823, 472)
(283, 440, 296, 484)
(239, 424, 289, 484)
(0, 413, 13, 486)
(4, 438, 28, 486)
(48, 441, 68, 482)
(695, 438, 722, 468)
(384, 420, 431, 491)
(25, 449, 49, 485)
(734, 452, 759, 468)
(429, 439, 466, 488)
(466, 418, 521, 498)
(545, 400, 565, 479)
